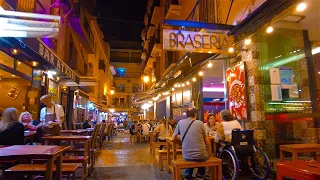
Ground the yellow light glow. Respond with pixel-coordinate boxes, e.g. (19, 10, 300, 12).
(31, 61, 39, 67)
(186, 81, 190, 85)
(17, 61, 21, 65)
(11, 49, 18, 55)
(207, 62, 212, 68)
(143, 75, 150, 83)
(266, 26, 274, 33)
(57, 77, 60, 81)
(228, 47, 234, 53)
(109, 109, 115, 113)
(192, 77, 196, 82)
(171, 87, 175, 91)
(103, 85, 107, 95)
(296, 2, 307, 12)
(198, 71, 204, 76)
(110, 89, 115, 95)
(182, 83, 185, 87)
(178, 84, 181, 88)
(12, 75, 16, 77)
(174, 84, 178, 88)
(244, 38, 251, 45)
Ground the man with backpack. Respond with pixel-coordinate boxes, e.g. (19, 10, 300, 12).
(172, 108, 211, 180)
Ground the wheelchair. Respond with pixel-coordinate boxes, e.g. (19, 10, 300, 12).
(218, 129, 270, 180)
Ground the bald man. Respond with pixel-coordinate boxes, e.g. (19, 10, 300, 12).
(39, 95, 65, 136)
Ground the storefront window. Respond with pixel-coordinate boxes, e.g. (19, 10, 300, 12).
(244, 28, 316, 160)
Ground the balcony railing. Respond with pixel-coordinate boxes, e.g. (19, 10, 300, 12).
(165, 0, 179, 17)
(115, 87, 142, 93)
(114, 72, 142, 78)
(114, 103, 134, 109)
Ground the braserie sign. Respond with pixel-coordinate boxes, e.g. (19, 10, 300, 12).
(163, 29, 233, 53)
(38, 42, 80, 84)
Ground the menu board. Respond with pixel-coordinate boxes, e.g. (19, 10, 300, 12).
(183, 90, 191, 104)
(226, 63, 247, 120)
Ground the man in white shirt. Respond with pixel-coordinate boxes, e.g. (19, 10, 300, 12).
(39, 95, 65, 136)
(141, 120, 151, 135)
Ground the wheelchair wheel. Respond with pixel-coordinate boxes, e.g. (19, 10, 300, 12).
(219, 147, 239, 180)
(249, 147, 270, 180)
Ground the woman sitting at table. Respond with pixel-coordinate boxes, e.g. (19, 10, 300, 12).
(204, 113, 219, 137)
(0, 108, 24, 145)
(19, 111, 39, 131)
(216, 110, 243, 142)
(153, 119, 173, 150)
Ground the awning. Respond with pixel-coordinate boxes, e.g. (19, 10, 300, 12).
(61, 77, 97, 87)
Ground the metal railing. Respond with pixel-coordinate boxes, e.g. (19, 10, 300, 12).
(114, 72, 142, 78)
(115, 87, 142, 93)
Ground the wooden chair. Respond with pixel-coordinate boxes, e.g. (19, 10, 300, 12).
(171, 140, 222, 180)
(158, 149, 182, 171)
(130, 134, 138, 144)
(4, 164, 78, 180)
(151, 142, 167, 155)
(97, 123, 107, 150)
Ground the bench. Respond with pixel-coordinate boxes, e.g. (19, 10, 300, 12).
(4, 164, 79, 180)
(32, 156, 89, 180)
(151, 142, 167, 155)
(172, 157, 222, 180)
(158, 149, 182, 171)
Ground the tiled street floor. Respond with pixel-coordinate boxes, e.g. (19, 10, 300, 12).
(89, 131, 255, 180)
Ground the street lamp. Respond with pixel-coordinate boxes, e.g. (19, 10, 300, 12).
(143, 75, 150, 83)
(110, 89, 115, 95)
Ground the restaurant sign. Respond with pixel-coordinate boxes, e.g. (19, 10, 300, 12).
(163, 29, 233, 53)
(38, 42, 80, 84)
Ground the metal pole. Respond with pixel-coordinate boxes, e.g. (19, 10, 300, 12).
(303, 30, 319, 130)
(223, 59, 228, 109)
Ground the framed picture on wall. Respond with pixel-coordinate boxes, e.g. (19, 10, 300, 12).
(7, 86, 21, 100)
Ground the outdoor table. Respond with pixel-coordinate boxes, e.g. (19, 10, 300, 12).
(280, 144, 320, 161)
(24, 131, 37, 144)
(0, 145, 69, 180)
(61, 129, 86, 135)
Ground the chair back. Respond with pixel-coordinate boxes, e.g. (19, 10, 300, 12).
(91, 124, 101, 148)
(100, 123, 107, 137)
(108, 123, 114, 137)
(231, 129, 254, 156)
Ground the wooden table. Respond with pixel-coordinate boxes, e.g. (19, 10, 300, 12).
(209, 136, 217, 157)
(280, 144, 320, 161)
(0, 145, 69, 180)
(24, 131, 37, 144)
(42, 136, 91, 179)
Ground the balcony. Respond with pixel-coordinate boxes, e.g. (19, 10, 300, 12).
(165, 0, 181, 19)
(151, 43, 162, 57)
(147, 26, 156, 39)
(146, 56, 156, 68)
(151, 6, 163, 26)
(114, 72, 142, 79)
(115, 86, 142, 93)
(114, 102, 134, 109)
(141, 52, 147, 61)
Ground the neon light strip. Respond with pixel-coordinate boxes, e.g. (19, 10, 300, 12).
(0, 10, 60, 21)
(203, 87, 225, 92)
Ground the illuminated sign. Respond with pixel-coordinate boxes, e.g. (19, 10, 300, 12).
(163, 29, 233, 53)
(38, 42, 80, 84)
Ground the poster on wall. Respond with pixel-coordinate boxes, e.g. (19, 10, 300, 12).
(226, 63, 247, 120)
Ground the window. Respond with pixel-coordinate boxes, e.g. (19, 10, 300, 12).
(119, 84, 125, 92)
(99, 60, 106, 72)
(115, 68, 126, 77)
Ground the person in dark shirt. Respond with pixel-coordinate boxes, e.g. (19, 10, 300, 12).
(82, 120, 92, 129)
(0, 108, 24, 145)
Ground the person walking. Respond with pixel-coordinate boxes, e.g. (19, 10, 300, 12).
(39, 95, 65, 136)
(172, 108, 211, 180)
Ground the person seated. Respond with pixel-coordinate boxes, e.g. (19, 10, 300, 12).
(0, 108, 24, 145)
(153, 119, 173, 150)
(82, 120, 92, 129)
(204, 113, 219, 137)
(168, 116, 176, 129)
(129, 121, 138, 135)
(141, 120, 151, 135)
(216, 110, 243, 142)
(19, 111, 39, 131)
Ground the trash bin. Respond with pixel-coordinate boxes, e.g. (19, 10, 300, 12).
(276, 161, 320, 180)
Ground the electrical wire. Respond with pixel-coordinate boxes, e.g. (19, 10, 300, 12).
(225, 0, 235, 24)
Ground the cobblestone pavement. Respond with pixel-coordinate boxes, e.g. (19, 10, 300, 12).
(88, 131, 254, 180)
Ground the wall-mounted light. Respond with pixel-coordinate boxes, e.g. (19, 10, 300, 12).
(266, 26, 274, 33)
(110, 88, 115, 95)
(143, 75, 150, 83)
(11, 49, 18, 55)
(244, 38, 252, 45)
(31, 61, 39, 67)
(296, 2, 307, 12)
(228, 47, 234, 53)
